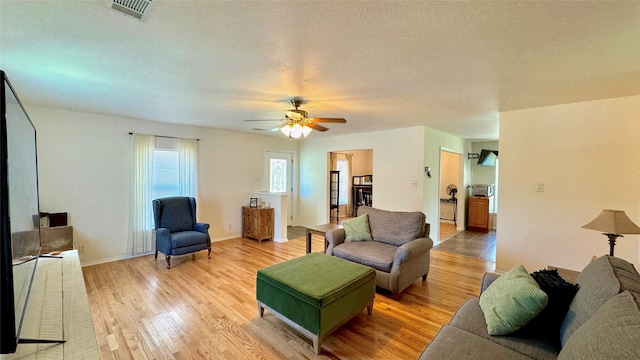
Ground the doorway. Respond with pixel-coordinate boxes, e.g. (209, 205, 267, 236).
(265, 151, 294, 226)
(328, 149, 373, 223)
(438, 150, 463, 241)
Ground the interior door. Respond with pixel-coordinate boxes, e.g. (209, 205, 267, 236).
(265, 151, 294, 226)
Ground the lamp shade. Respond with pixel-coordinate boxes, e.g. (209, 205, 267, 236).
(582, 210, 640, 235)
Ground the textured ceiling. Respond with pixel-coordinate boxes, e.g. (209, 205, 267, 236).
(1, 1, 638, 140)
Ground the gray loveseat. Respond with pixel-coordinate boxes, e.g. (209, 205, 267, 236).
(419, 255, 640, 359)
(325, 206, 433, 297)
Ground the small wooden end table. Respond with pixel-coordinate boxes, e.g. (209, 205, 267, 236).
(547, 265, 580, 283)
(305, 223, 343, 254)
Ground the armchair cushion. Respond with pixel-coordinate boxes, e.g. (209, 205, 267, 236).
(171, 231, 209, 248)
(155, 196, 195, 232)
(343, 214, 373, 242)
(358, 206, 425, 246)
(333, 241, 397, 272)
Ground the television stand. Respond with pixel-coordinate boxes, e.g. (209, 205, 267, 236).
(0, 250, 98, 359)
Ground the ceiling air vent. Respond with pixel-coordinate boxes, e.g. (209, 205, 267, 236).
(109, 0, 156, 21)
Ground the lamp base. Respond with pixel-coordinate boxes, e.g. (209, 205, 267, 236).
(604, 233, 623, 257)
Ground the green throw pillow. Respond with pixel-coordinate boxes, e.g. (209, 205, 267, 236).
(343, 214, 373, 242)
(479, 265, 548, 335)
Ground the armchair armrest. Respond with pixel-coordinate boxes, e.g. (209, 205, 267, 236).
(155, 227, 171, 254)
(394, 237, 433, 264)
(325, 228, 345, 255)
(194, 222, 210, 233)
(481, 272, 501, 294)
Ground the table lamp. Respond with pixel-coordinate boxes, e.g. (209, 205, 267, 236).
(582, 209, 640, 256)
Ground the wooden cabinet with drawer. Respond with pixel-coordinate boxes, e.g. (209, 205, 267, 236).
(467, 196, 489, 232)
(242, 206, 274, 243)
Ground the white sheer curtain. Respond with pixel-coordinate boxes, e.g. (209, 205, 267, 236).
(130, 134, 155, 255)
(178, 138, 198, 197)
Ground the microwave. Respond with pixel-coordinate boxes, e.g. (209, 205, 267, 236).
(470, 184, 494, 197)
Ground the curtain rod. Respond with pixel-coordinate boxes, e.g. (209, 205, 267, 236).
(128, 132, 200, 141)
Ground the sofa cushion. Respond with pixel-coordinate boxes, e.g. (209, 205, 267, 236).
(418, 325, 534, 360)
(558, 291, 640, 360)
(559, 255, 640, 347)
(357, 206, 426, 246)
(342, 214, 373, 242)
(450, 299, 559, 360)
(333, 241, 397, 272)
(479, 265, 548, 336)
(518, 269, 579, 345)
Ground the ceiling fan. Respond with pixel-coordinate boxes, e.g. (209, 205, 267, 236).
(245, 98, 347, 139)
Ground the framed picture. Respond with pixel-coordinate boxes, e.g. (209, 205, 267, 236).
(249, 198, 258, 208)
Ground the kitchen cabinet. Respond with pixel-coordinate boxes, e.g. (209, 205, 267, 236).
(467, 196, 489, 232)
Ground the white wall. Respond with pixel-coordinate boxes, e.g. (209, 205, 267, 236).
(29, 106, 296, 265)
(351, 149, 373, 176)
(498, 95, 640, 272)
(298, 127, 425, 226)
(423, 127, 466, 242)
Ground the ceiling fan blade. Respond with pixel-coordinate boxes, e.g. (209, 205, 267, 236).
(306, 123, 329, 132)
(252, 126, 281, 132)
(244, 119, 283, 122)
(310, 117, 347, 123)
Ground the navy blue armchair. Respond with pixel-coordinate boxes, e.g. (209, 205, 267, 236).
(153, 196, 211, 269)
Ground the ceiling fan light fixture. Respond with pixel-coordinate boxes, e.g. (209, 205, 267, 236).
(280, 125, 292, 137)
(280, 122, 313, 139)
(290, 123, 304, 138)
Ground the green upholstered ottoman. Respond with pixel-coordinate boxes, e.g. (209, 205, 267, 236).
(256, 252, 376, 355)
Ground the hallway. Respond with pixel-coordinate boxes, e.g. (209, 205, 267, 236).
(434, 222, 496, 262)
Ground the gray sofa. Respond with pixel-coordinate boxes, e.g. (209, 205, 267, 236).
(325, 206, 433, 297)
(419, 255, 640, 359)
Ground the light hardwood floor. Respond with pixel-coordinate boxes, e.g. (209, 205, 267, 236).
(83, 235, 495, 359)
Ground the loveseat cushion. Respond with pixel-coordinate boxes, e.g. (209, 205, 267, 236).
(451, 298, 559, 360)
(333, 241, 397, 272)
(479, 265, 548, 336)
(559, 255, 640, 347)
(418, 325, 534, 360)
(557, 291, 640, 360)
(357, 206, 425, 246)
(519, 269, 578, 345)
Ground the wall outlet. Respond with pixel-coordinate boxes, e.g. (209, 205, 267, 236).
(410, 179, 417, 187)
(536, 183, 545, 192)
(77, 244, 86, 253)
(228, 224, 232, 230)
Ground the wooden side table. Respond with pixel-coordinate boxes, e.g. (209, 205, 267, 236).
(305, 223, 343, 254)
(546, 266, 580, 283)
(242, 206, 274, 243)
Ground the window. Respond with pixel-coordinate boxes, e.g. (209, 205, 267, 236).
(152, 149, 179, 200)
(336, 159, 348, 204)
(270, 158, 287, 193)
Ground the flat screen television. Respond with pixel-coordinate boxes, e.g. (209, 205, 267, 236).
(0, 70, 41, 354)
(477, 149, 498, 167)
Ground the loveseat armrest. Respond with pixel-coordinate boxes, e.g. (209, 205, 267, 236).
(480, 272, 500, 294)
(394, 237, 434, 264)
(325, 228, 346, 255)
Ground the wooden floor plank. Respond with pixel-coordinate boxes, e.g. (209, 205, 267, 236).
(83, 235, 495, 359)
